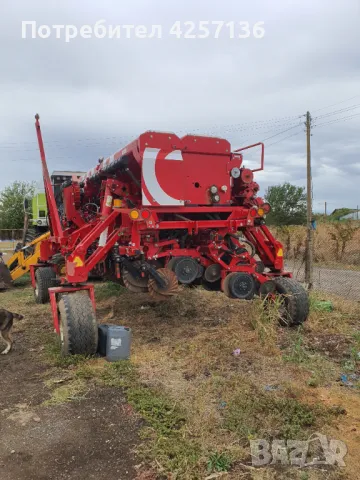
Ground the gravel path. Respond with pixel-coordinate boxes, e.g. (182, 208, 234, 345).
(286, 262, 360, 300)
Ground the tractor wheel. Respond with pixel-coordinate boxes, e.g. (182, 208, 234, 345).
(273, 277, 309, 326)
(25, 228, 37, 244)
(34, 267, 56, 304)
(58, 292, 98, 356)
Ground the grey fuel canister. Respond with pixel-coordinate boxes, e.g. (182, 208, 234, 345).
(98, 324, 132, 361)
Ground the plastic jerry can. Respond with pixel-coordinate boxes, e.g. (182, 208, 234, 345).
(97, 324, 132, 361)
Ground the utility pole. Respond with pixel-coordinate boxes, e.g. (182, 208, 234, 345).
(325, 201, 327, 216)
(305, 111, 313, 289)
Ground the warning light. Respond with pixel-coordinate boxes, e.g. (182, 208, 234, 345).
(249, 208, 258, 217)
(277, 248, 283, 257)
(141, 209, 151, 219)
(113, 199, 122, 208)
(257, 208, 265, 217)
(129, 209, 140, 220)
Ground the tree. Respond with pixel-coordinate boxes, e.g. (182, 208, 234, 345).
(0, 181, 35, 229)
(264, 182, 307, 226)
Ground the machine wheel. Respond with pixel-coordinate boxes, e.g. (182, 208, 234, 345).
(204, 264, 221, 283)
(58, 292, 98, 356)
(173, 257, 199, 284)
(223, 272, 255, 300)
(34, 267, 56, 304)
(273, 277, 309, 326)
(166, 257, 180, 272)
(255, 261, 265, 274)
(223, 273, 236, 298)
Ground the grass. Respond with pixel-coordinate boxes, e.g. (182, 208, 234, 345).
(280, 297, 353, 386)
(207, 452, 232, 473)
(283, 327, 309, 364)
(78, 360, 204, 476)
(223, 380, 336, 443)
(94, 281, 125, 300)
(43, 378, 88, 406)
(2, 280, 359, 479)
(44, 335, 91, 368)
(250, 296, 281, 352)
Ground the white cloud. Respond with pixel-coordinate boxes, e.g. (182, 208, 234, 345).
(0, 0, 359, 211)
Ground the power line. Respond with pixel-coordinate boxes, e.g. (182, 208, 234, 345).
(312, 94, 360, 113)
(212, 119, 304, 139)
(199, 115, 304, 136)
(2, 94, 360, 155)
(0, 118, 305, 152)
(0, 114, 304, 147)
(232, 119, 304, 148)
(1, 93, 359, 148)
(313, 103, 360, 121)
(313, 112, 360, 128)
(10, 121, 305, 161)
(262, 122, 303, 142)
(266, 130, 303, 148)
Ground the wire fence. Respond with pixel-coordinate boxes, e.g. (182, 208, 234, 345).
(0, 229, 23, 241)
(273, 222, 360, 300)
(1, 226, 359, 300)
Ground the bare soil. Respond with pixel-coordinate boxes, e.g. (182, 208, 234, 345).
(0, 287, 140, 480)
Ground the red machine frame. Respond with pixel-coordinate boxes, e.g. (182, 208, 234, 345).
(32, 114, 291, 318)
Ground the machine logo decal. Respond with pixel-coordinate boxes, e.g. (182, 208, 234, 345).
(142, 147, 184, 206)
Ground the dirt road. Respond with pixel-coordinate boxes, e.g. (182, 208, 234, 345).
(0, 288, 140, 480)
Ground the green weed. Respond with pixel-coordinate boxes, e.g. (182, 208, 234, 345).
(223, 383, 332, 444)
(94, 281, 124, 300)
(207, 451, 232, 473)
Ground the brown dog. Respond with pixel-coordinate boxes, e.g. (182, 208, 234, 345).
(0, 308, 23, 354)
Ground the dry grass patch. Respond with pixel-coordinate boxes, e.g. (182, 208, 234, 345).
(98, 288, 350, 478)
(3, 281, 356, 478)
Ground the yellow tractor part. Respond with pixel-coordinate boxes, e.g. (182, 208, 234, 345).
(6, 232, 50, 281)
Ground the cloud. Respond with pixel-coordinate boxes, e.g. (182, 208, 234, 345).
(0, 0, 359, 213)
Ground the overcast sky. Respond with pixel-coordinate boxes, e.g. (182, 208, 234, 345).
(1, 0, 359, 213)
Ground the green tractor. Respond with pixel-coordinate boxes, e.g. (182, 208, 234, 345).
(0, 172, 85, 289)
(24, 171, 85, 242)
(24, 186, 48, 241)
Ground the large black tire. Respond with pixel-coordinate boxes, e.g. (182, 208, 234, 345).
(25, 228, 37, 244)
(273, 277, 309, 326)
(58, 292, 98, 356)
(34, 267, 56, 304)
